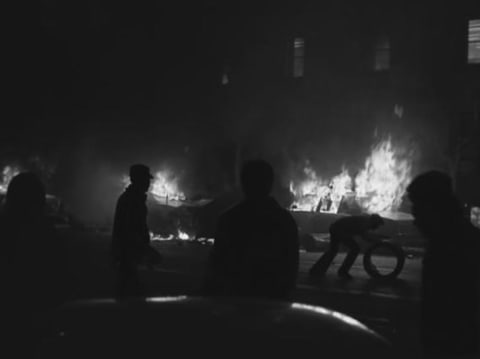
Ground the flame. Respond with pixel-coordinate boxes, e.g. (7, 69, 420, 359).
(177, 229, 190, 240)
(121, 168, 186, 205)
(150, 232, 175, 241)
(289, 165, 352, 213)
(0, 166, 21, 194)
(151, 169, 186, 202)
(290, 135, 413, 214)
(355, 136, 412, 213)
(470, 207, 480, 229)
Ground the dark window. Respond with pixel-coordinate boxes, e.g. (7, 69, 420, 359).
(293, 37, 305, 78)
(374, 37, 390, 71)
(468, 19, 480, 64)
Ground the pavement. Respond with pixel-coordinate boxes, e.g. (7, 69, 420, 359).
(60, 228, 425, 358)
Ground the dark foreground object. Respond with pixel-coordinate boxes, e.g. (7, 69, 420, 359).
(36, 296, 392, 359)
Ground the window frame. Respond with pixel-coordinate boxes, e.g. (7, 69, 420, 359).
(467, 18, 480, 65)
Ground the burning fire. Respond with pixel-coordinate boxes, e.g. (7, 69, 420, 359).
(289, 166, 352, 213)
(290, 136, 413, 214)
(122, 168, 186, 205)
(150, 169, 186, 203)
(0, 166, 21, 194)
(177, 229, 190, 240)
(355, 136, 412, 212)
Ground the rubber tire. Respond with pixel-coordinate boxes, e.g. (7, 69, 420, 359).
(363, 241, 405, 280)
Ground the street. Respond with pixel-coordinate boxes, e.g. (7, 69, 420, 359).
(60, 228, 424, 357)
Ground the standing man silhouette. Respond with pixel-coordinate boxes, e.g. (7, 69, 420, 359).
(112, 164, 154, 297)
(204, 159, 299, 299)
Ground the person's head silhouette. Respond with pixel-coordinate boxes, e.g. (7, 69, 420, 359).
(240, 160, 274, 200)
(6, 172, 46, 219)
(407, 171, 462, 238)
(129, 164, 153, 193)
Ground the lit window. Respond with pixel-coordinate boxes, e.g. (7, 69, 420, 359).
(374, 37, 390, 71)
(468, 19, 480, 64)
(293, 37, 305, 78)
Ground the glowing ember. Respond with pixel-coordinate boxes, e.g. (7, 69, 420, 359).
(355, 136, 412, 213)
(290, 135, 413, 214)
(0, 166, 21, 194)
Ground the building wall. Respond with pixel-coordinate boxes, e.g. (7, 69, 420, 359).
(218, 1, 480, 201)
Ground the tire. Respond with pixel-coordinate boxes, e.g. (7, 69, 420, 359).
(363, 241, 405, 280)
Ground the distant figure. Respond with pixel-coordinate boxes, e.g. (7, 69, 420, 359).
(309, 214, 385, 279)
(407, 171, 479, 359)
(112, 164, 161, 297)
(316, 184, 333, 212)
(204, 160, 299, 299)
(0, 172, 67, 357)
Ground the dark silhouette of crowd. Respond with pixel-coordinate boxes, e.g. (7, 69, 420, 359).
(1, 162, 479, 359)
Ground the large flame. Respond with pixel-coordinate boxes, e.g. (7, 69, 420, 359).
(0, 166, 21, 194)
(355, 136, 412, 213)
(290, 136, 413, 214)
(150, 169, 186, 203)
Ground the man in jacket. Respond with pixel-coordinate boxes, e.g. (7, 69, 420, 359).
(112, 164, 155, 297)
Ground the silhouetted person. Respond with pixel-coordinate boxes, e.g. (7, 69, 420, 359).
(309, 214, 385, 279)
(204, 160, 299, 299)
(0, 172, 67, 358)
(112, 164, 158, 297)
(407, 171, 479, 359)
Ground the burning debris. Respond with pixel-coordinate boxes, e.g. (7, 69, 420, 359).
(150, 229, 214, 244)
(290, 136, 414, 215)
(150, 169, 186, 205)
(289, 166, 353, 213)
(122, 168, 186, 206)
